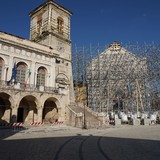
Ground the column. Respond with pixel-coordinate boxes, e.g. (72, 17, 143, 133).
(8, 56, 14, 81)
(46, 73, 51, 87)
(3, 66, 8, 81)
(27, 110, 34, 123)
(48, 4, 52, 31)
(3, 108, 11, 123)
(37, 108, 43, 122)
(34, 110, 38, 122)
(11, 108, 18, 123)
(58, 107, 65, 121)
(30, 61, 36, 85)
(50, 58, 55, 87)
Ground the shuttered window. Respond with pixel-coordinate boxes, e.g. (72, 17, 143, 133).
(37, 67, 46, 86)
(16, 63, 26, 83)
(57, 17, 64, 34)
(37, 13, 43, 35)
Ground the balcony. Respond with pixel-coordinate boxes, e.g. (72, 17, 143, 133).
(0, 80, 59, 94)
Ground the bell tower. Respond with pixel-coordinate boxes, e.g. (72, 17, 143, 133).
(29, 0, 75, 104)
(29, 0, 72, 50)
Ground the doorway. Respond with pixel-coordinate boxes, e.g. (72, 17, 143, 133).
(17, 108, 24, 122)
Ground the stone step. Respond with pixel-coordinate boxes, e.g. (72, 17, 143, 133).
(69, 105, 102, 128)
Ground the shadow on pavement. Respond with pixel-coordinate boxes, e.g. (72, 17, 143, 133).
(0, 133, 160, 160)
(0, 126, 28, 140)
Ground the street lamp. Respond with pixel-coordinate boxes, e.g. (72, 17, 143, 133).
(83, 101, 87, 129)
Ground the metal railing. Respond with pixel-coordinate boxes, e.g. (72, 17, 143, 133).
(0, 80, 59, 94)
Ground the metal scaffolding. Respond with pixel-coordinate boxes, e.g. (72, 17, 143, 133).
(72, 42, 160, 114)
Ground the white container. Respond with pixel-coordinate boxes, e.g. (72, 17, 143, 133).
(150, 114, 157, 121)
(121, 114, 128, 123)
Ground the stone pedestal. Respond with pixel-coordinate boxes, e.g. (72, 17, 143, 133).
(141, 118, 151, 125)
(97, 112, 106, 124)
(131, 118, 140, 125)
(115, 118, 121, 126)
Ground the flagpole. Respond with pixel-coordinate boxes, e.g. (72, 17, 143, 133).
(10, 62, 17, 84)
(24, 68, 31, 90)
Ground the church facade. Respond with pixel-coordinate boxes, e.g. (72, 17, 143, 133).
(87, 42, 148, 113)
(0, 0, 74, 124)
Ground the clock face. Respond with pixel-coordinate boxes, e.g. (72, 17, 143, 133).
(57, 42, 65, 53)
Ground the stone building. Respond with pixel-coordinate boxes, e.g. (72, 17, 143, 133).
(0, 0, 74, 124)
(87, 42, 148, 113)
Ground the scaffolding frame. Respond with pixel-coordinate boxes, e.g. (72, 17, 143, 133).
(72, 42, 160, 114)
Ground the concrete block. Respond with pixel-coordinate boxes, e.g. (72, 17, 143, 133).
(141, 118, 151, 125)
(132, 118, 140, 125)
(115, 119, 121, 126)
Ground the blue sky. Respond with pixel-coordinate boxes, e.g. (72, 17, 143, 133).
(0, 0, 160, 46)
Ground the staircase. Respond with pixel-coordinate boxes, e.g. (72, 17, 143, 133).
(67, 103, 103, 129)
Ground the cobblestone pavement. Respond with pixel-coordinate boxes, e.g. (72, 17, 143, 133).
(0, 125, 160, 160)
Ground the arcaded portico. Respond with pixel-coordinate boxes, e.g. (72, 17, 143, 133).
(0, 89, 65, 124)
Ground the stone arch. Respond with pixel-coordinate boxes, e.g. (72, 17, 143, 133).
(42, 97, 60, 123)
(0, 92, 12, 123)
(0, 56, 8, 64)
(16, 60, 30, 69)
(17, 95, 39, 123)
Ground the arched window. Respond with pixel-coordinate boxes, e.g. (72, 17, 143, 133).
(0, 58, 4, 80)
(37, 67, 46, 86)
(57, 16, 64, 34)
(37, 13, 43, 35)
(16, 62, 27, 83)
